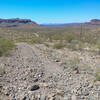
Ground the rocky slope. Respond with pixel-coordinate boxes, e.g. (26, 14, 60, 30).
(0, 43, 100, 100)
(85, 19, 100, 25)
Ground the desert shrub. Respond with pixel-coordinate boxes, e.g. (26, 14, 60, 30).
(96, 40, 100, 54)
(70, 61, 77, 70)
(80, 64, 93, 74)
(0, 66, 11, 76)
(69, 57, 80, 71)
(53, 42, 64, 49)
(83, 36, 97, 45)
(30, 36, 43, 44)
(0, 66, 6, 75)
(45, 43, 50, 48)
(0, 37, 15, 56)
(94, 71, 100, 82)
(63, 32, 77, 43)
(52, 34, 62, 40)
(67, 40, 84, 50)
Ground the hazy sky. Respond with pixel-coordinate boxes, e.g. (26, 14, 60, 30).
(0, 0, 100, 24)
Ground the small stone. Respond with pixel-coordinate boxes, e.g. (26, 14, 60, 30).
(83, 82, 89, 87)
(88, 83, 93, 88)
(30, 85, 40, 91)
(23, 96, 27, 100)
(0, 75, 3, 77)
(11, 96, 16, 100)
(33, 78, 38, 82)
(0, 85, 3, 89)
(63, 95, 71, 100)
(40, 95, 46, 100)
(82, 89, 89, 96)
(55, 59, 60, 62)
(11, 98, 16, 100)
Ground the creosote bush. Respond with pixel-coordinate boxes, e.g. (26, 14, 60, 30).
(53, 42, 65, 49)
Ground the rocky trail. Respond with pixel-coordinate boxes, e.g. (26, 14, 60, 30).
(0, 43, 100, 100)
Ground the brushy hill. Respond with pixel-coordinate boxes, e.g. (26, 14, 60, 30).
(0, 19, 100, 53)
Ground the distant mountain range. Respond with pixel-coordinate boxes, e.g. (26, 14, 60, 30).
(0, 18, 100, 28)
(41, 23, 82, 27)
(42, 19, 100, 27)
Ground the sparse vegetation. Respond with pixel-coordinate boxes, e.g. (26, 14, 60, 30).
(0, 20, 100, 54)
(0, 23, 99, 53)
(0, 37, 15, 56)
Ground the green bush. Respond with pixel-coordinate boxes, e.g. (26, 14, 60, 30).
(53, 42, 64, 49)
(0, 37, 15, 56)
